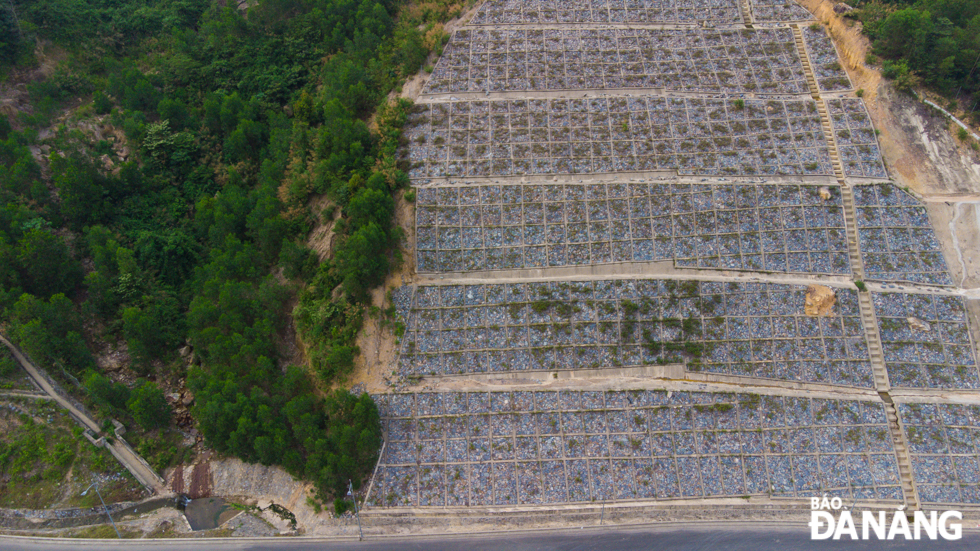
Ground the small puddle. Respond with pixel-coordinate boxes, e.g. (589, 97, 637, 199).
(183, 497, 239, 531)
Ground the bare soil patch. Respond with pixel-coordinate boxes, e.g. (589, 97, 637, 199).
(349, 189, 417, 393)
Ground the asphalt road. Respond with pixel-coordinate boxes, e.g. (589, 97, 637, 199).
(2, 524, 978, 551)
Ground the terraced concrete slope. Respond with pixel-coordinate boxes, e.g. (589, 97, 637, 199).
(370, 391, 901, 507)
(371, 0, 980, 516)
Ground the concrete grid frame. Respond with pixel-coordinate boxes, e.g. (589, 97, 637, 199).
(414, 181, 852, 275)
(469, 0, 743, 26)
(393, 280, 876, 388)
(368, 390, 902, 508)
(404, 96, 842, 179)
(426, 27, 810, 95)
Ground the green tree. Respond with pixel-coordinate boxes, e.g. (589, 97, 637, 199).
(122, 292, 185, 372)
(278, 240, 317, 280)
(14, 229, 82, 298)
(876, 8, 935, 61)
(127, 380, 171, 430)
(0, 5, 21, 65)
(50, 154, 114, 230)
(335, 222, 391, 298)
(93, 91, 113, 115)
(0, 114, 12, 140)
(345, 186, 393, 232)
(8, 293, 93, 374)
(0, 348, 16, 378)
(133, 229, 199, 289)
(84, 372, 131, 412)
(157, 97, 190, 131)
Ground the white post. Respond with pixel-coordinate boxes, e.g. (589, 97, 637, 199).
(83, 483, 120, 538)
(349, 479, 363, 541)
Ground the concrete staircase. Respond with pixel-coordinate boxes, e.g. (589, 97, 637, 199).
(857, 291, 887, 389)
(793, 25, 847, 184)
(816, 99, 847, 182)
(855, 292, 920, 511)
(792, 25, 818, 98)
(0, 335, 167, 493)
(740, 0, 753, 27)
(840, 186, 865, 281)
(880, 393, 921, 512)
(795, 15, 920, 514)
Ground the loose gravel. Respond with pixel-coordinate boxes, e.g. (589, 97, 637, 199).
(426, 28, 809, 95)
(469, 0, 742, 25)
(899, 403, 980, 505)
(854, 184, 953, 286)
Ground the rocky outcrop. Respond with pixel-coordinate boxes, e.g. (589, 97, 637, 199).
(907, 316, 932, 332)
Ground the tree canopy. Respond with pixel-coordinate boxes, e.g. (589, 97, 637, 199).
(852, 0, 980, 102)
(0, 0, 463, 498)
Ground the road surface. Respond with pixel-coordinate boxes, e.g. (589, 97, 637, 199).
(1, 524, 978, 551)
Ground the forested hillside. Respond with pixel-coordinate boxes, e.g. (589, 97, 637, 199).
(847, 0, 980, 110)
(0, 0, 462, 500)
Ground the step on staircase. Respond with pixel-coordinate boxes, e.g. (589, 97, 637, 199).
(740, 0, 753, 27)
(857, 291, 886, 389)
(880, 393, 921, 512)
(840, 186, 865, 280)
(816, 99, 846, 182)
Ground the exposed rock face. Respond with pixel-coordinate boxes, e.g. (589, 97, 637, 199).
(96, 341, 130, 372)
(907, 316, 932, 332)
(804, 284, 837, 316)
(819, 186, 832, 201)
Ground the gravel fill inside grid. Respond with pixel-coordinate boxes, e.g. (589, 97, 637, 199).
(801, 25, 851, 92)
(854, 184, 953, 286)
(368, 391, 900, 507)
(469, 0, 742, 25)
(394, 280, 874, 388)
(415, 182, 850, 275)
(751, 0, 814, 23)
(899, 403, 980, 505)
(403, 96, 835, 179)
(873, 292, 979, 390)
(826, 99, 887, 179)
(425, 28, 808, 95)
